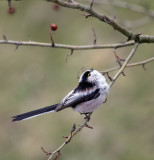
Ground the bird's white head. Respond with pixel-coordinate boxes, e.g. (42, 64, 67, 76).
(79, 69, 107, 87)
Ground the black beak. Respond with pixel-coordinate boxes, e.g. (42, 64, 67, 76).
(90, 68, 94, 72)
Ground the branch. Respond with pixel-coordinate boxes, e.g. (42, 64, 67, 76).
(109, 42, 139, 88)
(47, 0, 154, 43)
(101, 0, 154, 28)
(101, 57, 154, 74)
(82, 0, 154, 28)
(47, 113, 92, 160)
(46, 0, 132, 38)
(0, 39, 135, 50)
(44, 43, 140, 160)
(7, 2, 151, 159)
(2, 1, 153, 160)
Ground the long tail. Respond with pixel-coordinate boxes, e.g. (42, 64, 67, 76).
(12, 104, 58, 122)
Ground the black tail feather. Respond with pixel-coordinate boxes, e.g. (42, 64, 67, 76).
(12, 104, 58, 122)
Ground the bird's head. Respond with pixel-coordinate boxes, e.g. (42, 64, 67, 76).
(79, 69, 106, 87)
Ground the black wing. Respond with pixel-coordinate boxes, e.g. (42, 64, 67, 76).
(55, 88, 100, 111)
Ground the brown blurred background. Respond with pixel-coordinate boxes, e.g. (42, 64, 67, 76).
(0, 0, 154, 160)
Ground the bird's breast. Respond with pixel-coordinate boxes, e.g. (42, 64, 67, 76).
(73, 94, 106, 113)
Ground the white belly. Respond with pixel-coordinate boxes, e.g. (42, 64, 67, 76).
(73, 94, 106, 113)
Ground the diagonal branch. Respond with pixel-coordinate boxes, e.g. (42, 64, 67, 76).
(81, 0, 154, 28)
(47, 0, 133, 39)
(47, 113, 92, 160)
(109, 42, 139, 88)
(46, 0, 154, 43)
(45, 43, 140, 160)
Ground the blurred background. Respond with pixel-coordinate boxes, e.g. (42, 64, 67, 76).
(0, 0, 154, 160)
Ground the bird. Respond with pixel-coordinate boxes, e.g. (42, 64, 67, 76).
(12, 69, 109, 122)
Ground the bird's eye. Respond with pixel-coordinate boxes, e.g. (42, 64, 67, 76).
(88, 73, 91, 77)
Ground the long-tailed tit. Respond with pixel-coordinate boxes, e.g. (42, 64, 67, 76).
(12, 69, 109, 122)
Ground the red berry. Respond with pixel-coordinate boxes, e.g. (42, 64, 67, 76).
(8, 6, 15, 14)
(50, 24, 57, 31)
(53, 4, 60, 11)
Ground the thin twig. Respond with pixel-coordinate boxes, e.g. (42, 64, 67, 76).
(2, 35, 7, 41)
(49, 29, 55, 47)
(47, 113, 92, 160)
(113, 50, 126, 76)
(80, 13, 92, 18)
(109, 43, 139, 88)
(92, 28, 97, 45)
(66, 49, 74, 63)
(41, 147, 52, 155)
(101, 57, 154, 74)
(90, 0, 94, 9)
(106, 72, 113, 81)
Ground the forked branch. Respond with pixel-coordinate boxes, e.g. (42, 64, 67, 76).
(47, 0, 154, 43)
(3, 1, 154, 160)
(47, 113, 92, 160)
(101, 57, 154, 74)
(109, 43, 139, 88)
(45, 43, 140, 160)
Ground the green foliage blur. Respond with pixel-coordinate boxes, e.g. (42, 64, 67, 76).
(0, 0, 154, 160)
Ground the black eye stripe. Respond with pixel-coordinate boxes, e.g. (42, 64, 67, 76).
(82, 71, 90, 80)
